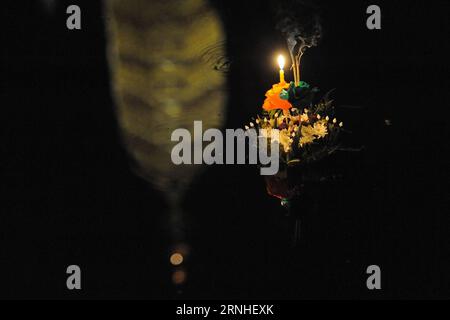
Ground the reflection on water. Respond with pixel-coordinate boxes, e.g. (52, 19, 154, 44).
(105, 0, 227, 293)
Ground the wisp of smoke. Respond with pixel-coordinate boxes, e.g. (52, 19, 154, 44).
(274, 0, 322, 84)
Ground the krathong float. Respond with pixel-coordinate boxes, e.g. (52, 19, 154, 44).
(245, 47, 346, 244)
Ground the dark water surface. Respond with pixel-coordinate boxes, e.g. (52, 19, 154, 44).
(1, 0, 449, 299)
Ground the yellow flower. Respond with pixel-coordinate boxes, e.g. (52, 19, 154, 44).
(299, 125, 316, 147)
(299, 134, 315, 146)
(312, 121, 328, 138)
(279, 129, 292, 153)
(300, 113, 309, 122)
(301, 124, 315, 137)
(298, 121, 328, 147)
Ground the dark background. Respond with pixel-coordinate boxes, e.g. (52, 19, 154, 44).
(1, 0, 449, 299)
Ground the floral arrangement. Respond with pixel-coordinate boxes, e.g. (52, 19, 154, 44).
(246, 80, 343, 169)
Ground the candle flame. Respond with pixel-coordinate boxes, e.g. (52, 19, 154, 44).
(277, 55, 285, 70)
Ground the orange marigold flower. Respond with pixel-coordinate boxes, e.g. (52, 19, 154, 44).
(262, 82, 292, 111)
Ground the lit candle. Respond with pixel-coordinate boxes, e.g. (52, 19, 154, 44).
(277, 54, 285, 83)
(262, 55, 291, 112)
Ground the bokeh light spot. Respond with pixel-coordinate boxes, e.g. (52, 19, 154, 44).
(170, 252, 184, 266)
